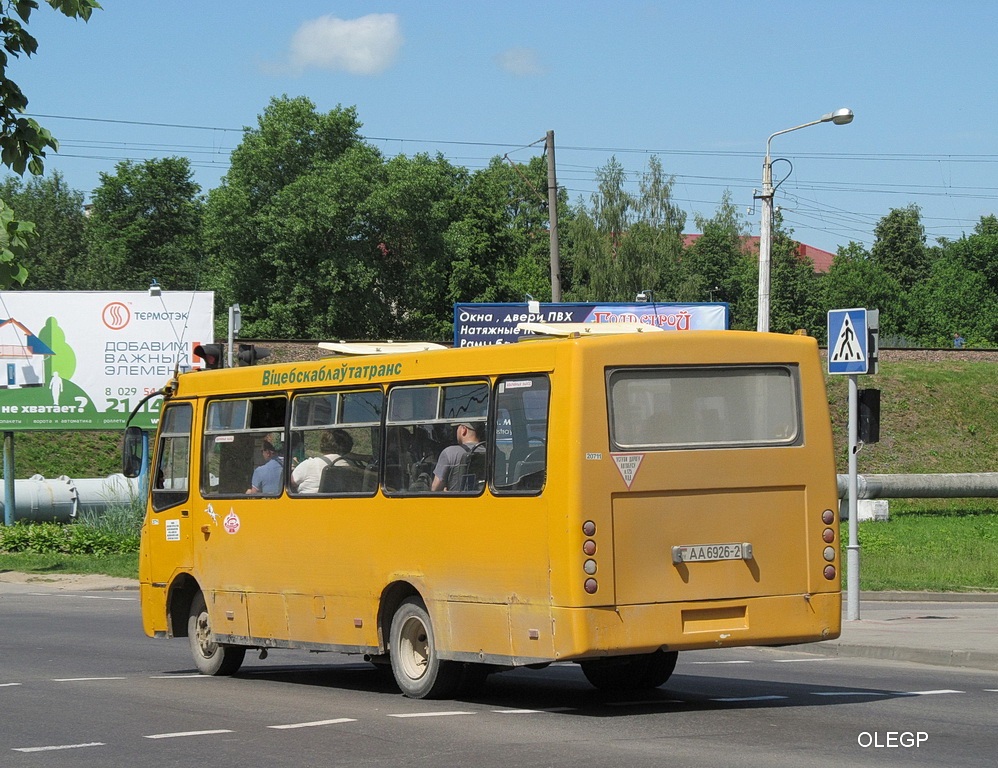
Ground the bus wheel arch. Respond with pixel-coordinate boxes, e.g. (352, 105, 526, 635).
(167, 573, 199, 638)
(187, 591, 246, 676)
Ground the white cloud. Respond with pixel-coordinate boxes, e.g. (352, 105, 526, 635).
(287, 14, 402, 76)
(495, 47, 546, 77)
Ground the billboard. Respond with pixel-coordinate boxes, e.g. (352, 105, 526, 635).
(0, 291, 214, 431)
(453, 302, 729, 347)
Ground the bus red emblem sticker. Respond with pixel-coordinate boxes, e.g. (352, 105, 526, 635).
(223, 511, 241, 534)
(612, 453, 644, 489)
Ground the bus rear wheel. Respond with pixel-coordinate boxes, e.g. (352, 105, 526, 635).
(389, 597, 461, 699)
(188, 592, 246, 676)
(580, 650, 678, 691)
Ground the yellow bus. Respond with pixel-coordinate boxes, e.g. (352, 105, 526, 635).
(124, 326, 841, 699)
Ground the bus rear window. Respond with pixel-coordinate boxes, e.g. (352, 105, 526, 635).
(608, 366, 801, 450)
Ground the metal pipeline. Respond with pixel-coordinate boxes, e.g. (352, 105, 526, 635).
(0, 474, 140, 523)
(837, 472, 998, 500)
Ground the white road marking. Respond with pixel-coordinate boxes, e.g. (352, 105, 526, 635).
(0, 682, 22, 687)
(52, 677, 127, 682)
(145, 729, 234, 739)
(12, 742, 105, 752)
(711, 695, 788, 702)
(269, 718, 357, 729)
(904, 689, 964, 696)
(387, 711, 476, 718)
(811, 691, 891, 697)
(149, 674, 210, 679)
(687, 660, 752, 665)
(772, 658, 834, 663)
(494, 707, 577, 714)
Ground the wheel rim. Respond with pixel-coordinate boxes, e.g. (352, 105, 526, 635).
(397, 614, 429, 681)
(194, 610, 217, 659)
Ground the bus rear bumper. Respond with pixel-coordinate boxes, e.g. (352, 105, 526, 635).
(550, 591, 841, 660)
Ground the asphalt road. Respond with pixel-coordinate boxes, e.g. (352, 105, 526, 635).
(2, 583, 995, 768)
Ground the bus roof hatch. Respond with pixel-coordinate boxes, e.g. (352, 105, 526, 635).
(318, 341, 448, 356)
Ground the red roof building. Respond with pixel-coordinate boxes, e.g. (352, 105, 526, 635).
(682, 234, 835, 273)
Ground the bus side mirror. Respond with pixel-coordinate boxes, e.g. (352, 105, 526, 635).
(122, 426, 145, 478)
(858, 388, 880, 444)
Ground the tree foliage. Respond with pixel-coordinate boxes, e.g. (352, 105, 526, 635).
(0, 172, 84, 289)
(0, 0, 100, 288)
(3, 91, 998, 348)
(203, 96, 385, 339)
(565, 156, 685, 302)
(79, 157, 203, 291)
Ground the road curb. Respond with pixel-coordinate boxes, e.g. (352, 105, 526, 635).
(812, 641, 998, 672)
(860, 591, 998, 603)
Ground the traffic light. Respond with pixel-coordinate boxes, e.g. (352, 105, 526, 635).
(193, 343, 225, 369)
(858, 388, 881, 444)
(236, 343, 270, 366)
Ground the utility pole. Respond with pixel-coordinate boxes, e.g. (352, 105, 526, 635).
(546, 130, 562, 302)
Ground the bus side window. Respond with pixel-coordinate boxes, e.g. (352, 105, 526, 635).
(492, 375, 549, 495)
(151, 402, 192, 512)
(384, 382, 488, 495)
(203, 396, 288, 497)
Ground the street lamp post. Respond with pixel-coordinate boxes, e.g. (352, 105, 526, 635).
(756, 108, 854, 332)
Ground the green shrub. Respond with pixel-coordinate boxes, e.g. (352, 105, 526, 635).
(0, 509, 141, 557)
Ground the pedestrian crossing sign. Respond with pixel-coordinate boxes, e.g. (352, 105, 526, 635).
(827, 308, 869, 374)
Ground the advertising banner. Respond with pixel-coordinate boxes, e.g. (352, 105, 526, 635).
(453, 302, 729, 347)
(0, 291, 214, 431)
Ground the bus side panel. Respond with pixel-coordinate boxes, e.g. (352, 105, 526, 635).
(442, 601, 556, 665)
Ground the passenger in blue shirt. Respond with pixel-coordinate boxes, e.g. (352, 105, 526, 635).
(246, 440, 284, 495)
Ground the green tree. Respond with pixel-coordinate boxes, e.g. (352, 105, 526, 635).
(822, 241, 904, 341)
(686, 191, 751, 321)
(565, 156, 685, 302)
(203, 96, 384, 339)
(360, 152, 467, 340)
(79, 157, 203, 291)
(0, 0, 100, 288)
(870, 204, 929, 291)
(906, 247, 997, 346)
(765, 215, 823, 334)
(0, 171, 85, 289)
(444, 155, 559, 306)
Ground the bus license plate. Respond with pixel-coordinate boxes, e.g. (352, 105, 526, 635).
(672, 542, 752, 565)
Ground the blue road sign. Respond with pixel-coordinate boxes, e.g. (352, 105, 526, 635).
(827, 308, 869, 375)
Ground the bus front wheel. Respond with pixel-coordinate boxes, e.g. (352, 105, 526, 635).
(580, 650, 678, 691)
(389, 597, 461, 699)
(187, 592, 246, 676)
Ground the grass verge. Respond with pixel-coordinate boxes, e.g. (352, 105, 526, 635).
(851, 505, 998, 592)
(0, 552, 138, 579)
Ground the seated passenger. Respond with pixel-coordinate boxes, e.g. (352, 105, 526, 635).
(290, 429, 354, 493)
(431, 421, 485, 492)
(246, 440, 284, 495)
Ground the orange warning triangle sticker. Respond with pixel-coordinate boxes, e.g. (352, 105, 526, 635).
(612, 453, 644, 489)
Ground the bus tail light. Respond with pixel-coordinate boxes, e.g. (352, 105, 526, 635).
(583, 521, 598, 593)
(824, 565, 836, 580)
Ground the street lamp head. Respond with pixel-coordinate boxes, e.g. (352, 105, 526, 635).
(822, 107, 854, 126)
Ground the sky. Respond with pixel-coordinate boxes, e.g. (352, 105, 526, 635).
(13, 1, 998, 256)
